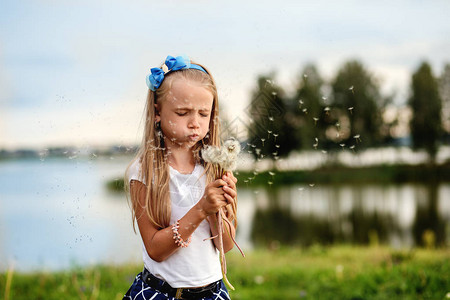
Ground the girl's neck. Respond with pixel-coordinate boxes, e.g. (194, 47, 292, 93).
(166, 145, 196, 174)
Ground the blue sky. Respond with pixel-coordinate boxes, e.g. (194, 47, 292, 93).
(1, 0, 449, 149)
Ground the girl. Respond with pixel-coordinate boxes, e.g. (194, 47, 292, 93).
(123, 55, 238, 300)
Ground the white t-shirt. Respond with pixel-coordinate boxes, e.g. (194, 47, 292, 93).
(127, 159, 222, 288)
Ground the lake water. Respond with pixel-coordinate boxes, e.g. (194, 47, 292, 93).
(0, 157, 449, 272)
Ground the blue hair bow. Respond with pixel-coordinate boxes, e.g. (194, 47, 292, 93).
(146, 55, 207, 91)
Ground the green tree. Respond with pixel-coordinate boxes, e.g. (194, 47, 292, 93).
(287, 64, 332, 151)
(408, 62, 442, 161)
(439, 63, 450, 142)
(247, 74, 297, 160)
(331, 60, 386, 149)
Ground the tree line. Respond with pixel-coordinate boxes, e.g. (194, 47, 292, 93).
(242, 60, 449, 163)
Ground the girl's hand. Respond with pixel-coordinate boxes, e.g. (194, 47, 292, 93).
(222, 171, 237, 204)
(200, 179, 228, 216)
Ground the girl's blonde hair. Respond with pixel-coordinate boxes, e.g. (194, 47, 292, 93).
(125, 60, 236, 230)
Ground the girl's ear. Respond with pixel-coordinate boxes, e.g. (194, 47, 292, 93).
(154, 104, 161, 122)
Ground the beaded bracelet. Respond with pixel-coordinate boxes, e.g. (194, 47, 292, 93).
(171, 220, 192, 248)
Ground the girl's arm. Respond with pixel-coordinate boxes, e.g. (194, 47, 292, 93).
(131, 178, 229, 262)
(207, 172, 238, 253)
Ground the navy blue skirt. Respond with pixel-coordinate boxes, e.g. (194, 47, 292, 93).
(123, 271, 231, 300)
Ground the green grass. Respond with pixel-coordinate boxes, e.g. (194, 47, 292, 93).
(2, 246, 449, 299)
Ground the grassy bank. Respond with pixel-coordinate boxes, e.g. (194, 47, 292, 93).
(106, 162, 450, 192)
(236, 162, 450, 186)
(2, 246, 449, 299)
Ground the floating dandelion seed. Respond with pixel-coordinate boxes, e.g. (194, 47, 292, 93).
(348, 107, 354, 114)
(303, 74, 308, 78)
(321, 150, 327, 154)
(271, 92, 277, 96)
(354, 134, 361, 143)
(268, 181, 273, 185)
(309, 183, 315, 187)
(313, 138, 319, 149)
(349, 145, 356, 152)
(335, 122, 341, 129)
(302, 108, 308, 114)
(349, 86, 354, 94)
(272, 152, 278, 156)
(261, 138, 266, 146)
(322, 96, 327, 102)
(267, 130, 272, 138)
(298, 99, 304, 106)
(268, 171, 275, 176)
(324, 107, 330, 115)
(340, 143, 345, 150)
(313, 117, 319, 126)
(275, 144, 280, 148)
(268, 116, 274, 121)
(298, 187, 304, 191)
(273, 133, 279, 141)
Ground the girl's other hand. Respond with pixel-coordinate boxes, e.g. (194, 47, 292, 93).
(200, 179, 228, 216)
(222, 171, 237, 204)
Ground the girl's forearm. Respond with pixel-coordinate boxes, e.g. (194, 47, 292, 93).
(145, 203, 208, 262)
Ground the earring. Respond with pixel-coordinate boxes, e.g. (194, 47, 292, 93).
(155, 122, 165, 148)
